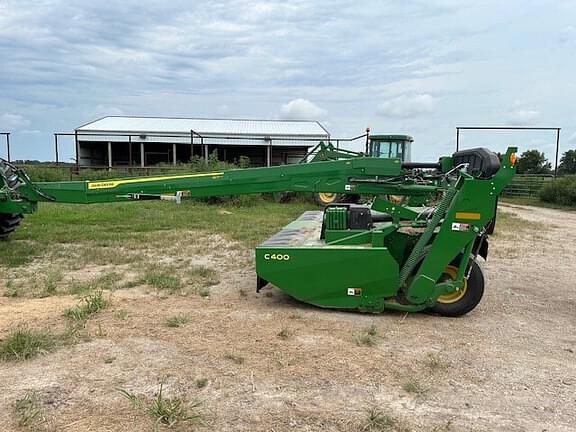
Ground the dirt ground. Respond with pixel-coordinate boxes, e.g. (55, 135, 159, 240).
(0, 204, 575, 431)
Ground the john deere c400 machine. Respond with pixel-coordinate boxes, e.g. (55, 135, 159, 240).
(0, 146, 517, 316)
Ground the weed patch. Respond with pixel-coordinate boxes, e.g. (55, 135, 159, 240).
(14, 391, 45, 430)
(3, 268, 64, 298)
(424, 353, 449, 372)
(68, 272, 120, 295)
(165, 314, 191, 328)
(0, 328, 56, 361)
(118, 383, 203, 427)
(402, 378, 428, 396)
(139, 268, 182, 292)
(64, 291, 110, 322)
(361, 407, 396, 431)
(188, 266, 219, 297)
(277, 327, 291, 340)
(356, 323, 379, 347)
(224, 352, 245, 365)
(195, 378, 208, 389)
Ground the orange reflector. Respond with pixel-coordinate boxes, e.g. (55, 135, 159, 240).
(509, 152, 517, 166)
(455, 212, 481, 220)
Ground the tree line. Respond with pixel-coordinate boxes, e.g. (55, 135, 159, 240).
(513, 149, 576, 175)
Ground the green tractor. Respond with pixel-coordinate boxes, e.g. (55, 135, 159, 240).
(1, 145, 517, 316)
(311, 134, 414, 205)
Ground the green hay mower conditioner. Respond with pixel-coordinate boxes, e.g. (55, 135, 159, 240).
(0, 146, 518, 316)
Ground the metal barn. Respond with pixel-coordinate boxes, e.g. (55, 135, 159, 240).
(75, 116, 330, 167)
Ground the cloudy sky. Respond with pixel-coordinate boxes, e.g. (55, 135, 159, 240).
(1, 0, 575, 162)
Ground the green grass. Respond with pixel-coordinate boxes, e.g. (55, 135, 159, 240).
(64, 291, 111, 322)
(118, 384, 203, 427)
(361, 407, 396, 431)
(14, 391, 45, 429)
(195, 378, 208, 389)
(402, 378, 428, 396)
(0, 198, 312, 268)
(148, 383, 202, 426)
(68, 272, 121, 295)
(139, 268, 182, 291)
(187, 266, 219, 288)
(165, 314, 191, 328)
(4, 268, 64, 298)
(0, 328, 56, 361)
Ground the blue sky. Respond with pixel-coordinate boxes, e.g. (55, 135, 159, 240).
(1, 0, 575, 162)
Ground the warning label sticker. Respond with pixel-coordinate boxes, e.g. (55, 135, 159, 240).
(452, 222, 471, 232)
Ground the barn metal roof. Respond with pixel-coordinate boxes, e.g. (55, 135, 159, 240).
(77, 116, 329, 137)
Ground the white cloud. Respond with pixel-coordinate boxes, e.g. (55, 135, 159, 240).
(92, 105, 124, 119)
(279, 98, 326, 120)
(507, 109, 540, 126)
(559, 26, 576, 45)
(218, 104, 231, 114)
(376, 94, 435, 118)
(0, 113, 30, 130)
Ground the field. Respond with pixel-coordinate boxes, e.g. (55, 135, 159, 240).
(0, 199, 575, 431)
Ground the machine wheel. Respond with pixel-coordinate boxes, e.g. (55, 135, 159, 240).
(430, 260, 484, 317)
(314, 192, 342, 206)
(0, 213, 23, 240)
(314, 192, 360, 206)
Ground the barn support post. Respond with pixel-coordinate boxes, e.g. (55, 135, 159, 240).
(128, 135, 133, 167)
(140, 142, 145, 167)
(266, 140, 272, 167)
(190, 130, 194, 161)
(172, 143, 177, 165)
(74, 130, 79, 169)
(107, 141, 113, 169)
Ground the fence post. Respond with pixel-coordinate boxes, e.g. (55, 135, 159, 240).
(6, 133, 10, 162)
(54, 134, 59, 165)
(554, 128, 561, 178)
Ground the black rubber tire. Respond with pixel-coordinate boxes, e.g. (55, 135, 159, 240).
(429, 260, 485, 317)
(314, 192, 342, 206)
(0, 213, 23, 240)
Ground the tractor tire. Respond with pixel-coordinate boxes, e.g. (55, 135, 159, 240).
(314, 192, 342, 206)
(429, 260, 485, 317)
(0, 213, 23, 240)
(313, 193, 361, 207)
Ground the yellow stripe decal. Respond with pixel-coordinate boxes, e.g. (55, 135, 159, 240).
(87, 172, 224, 190)
(455, 212, 481, 220)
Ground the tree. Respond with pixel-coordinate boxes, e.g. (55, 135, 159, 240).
(558, 149, 576, 175)
(516, 150, 551, 174)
